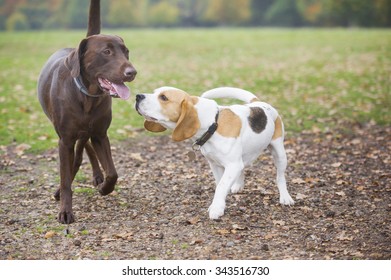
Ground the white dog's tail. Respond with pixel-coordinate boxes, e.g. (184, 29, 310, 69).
(201, 87, 258, 104)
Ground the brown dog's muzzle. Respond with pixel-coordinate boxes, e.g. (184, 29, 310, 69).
(124, 66, 137, 82)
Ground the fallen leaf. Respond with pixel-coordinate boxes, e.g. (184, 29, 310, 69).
(101, 238, 116, 242)
(190, 239, 203, 245)
(305, 177, 319, 183)
(312, 126, 321, 133)
(296, 193, 307, 200)
(130, 153, 145, 162)
(326, 246, 343, 253)
(232, 224, 248, 230)
(114, 232, 134, 240)
(44, 231, 56, 239)
(186, 216, 200, 225)
(300, 206, 312, 213)
(264, 233, 277, 240)
(215, 229, 230, 235)
(336, 231, 353, 241)
(272, 220, 286, 226)
(351, 251, 364, 258)
(336, 180, 346, 185)
(350, 139, 361, 145)
(292, 178, 306, 184)
(38, 135, 48, 141)
(149, 232, 164, 239)
(336, 191, 346, 197)
(14, 143, 31, 156)
(116, 129, 126, 134)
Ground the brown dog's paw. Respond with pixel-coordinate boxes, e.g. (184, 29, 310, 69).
(92, 174, 104, 187)
(98, 183, 115, 196)
(98, 175, 117, 196)
(53, 189, 60, 201)
(58, 210, 75, 224)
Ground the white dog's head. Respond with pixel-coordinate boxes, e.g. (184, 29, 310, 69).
(135, 87, 200, 141)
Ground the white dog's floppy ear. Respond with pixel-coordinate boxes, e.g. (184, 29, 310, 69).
(172, 97, 200, 142)
(144, 120, 167, 132)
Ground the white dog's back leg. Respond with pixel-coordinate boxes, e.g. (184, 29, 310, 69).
(269, 138, 294, 205)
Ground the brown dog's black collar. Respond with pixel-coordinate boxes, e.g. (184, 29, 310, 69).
(192, 111, 219, 150)
(73, 76, 103, 98)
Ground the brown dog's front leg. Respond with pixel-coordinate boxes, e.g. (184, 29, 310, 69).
(85, 141, 104, 186)
(58, 139, 76, 224)
(91, 136, 118, 195)
(53, 138, 91, 201)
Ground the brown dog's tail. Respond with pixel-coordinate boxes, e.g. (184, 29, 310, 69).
(87, 0, 100, 36)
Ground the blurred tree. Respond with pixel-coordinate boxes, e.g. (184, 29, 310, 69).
(42, 0, 66, 29)
(0, 0, 26, 29)
(297, 0, 391, 27)
(296, 0, 322, 25)
(0, 0, 390, 29)
(63, 0, 89, 29)
(203, 0, 251, 26)
(374, 0, 391, 26)
(250, 0, 273, 25)
(107, 0, 149, 27)
(265, 0, 303, 26)
(5, 11, 29, 30)
(0, 0, 26, 16)
(148, 0, 180, 27)
(17, 0, 49, 29)
(177, 0, 208, 26)
(320, 0, 374, 26)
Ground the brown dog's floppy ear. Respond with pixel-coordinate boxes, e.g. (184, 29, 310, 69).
(144, 120, 167, 132)
(172, 98, 200, 142)
(64, 38, 88, 78)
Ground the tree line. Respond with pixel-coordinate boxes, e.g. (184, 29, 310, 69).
(1, 0, 391, 31)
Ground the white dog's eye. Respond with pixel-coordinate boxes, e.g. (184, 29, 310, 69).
(159, 94, 168, 101)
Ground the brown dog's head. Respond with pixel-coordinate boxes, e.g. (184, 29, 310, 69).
(65, 34, 137, 99)
(135, 87, 201, 142)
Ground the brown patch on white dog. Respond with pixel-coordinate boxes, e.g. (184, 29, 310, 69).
(159, 90, 188, 122)
(144, 120, 166, 132)
(170, 94, 200, 142)
(217, 109, 242, 138)
(272, 116, 283, 140)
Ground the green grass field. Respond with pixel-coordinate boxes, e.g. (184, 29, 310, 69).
(0, 28, 390, 152)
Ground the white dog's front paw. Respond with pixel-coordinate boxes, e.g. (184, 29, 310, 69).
(208, 202, 225, 220)
(280, 193, 295, 205)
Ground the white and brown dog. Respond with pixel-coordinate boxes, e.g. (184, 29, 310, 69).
(135, 86, 294, 219)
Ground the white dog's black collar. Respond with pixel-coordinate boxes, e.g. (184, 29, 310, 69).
(193, 111, 219, 149)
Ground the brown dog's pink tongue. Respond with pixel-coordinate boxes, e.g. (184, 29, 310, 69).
(112, 83, 130, 100)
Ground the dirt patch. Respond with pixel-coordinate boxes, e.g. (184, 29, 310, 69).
(0, 123, 390, 260)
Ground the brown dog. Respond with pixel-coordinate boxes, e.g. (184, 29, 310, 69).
(37, 0, 136, 224)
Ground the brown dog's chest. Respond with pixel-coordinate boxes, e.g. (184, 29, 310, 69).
(79, 110, 112, 136)
(56, 100, 112, 139)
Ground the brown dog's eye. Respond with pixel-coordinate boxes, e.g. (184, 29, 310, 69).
(159, 94, 168, 101)
(103, 49, 112, 55)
